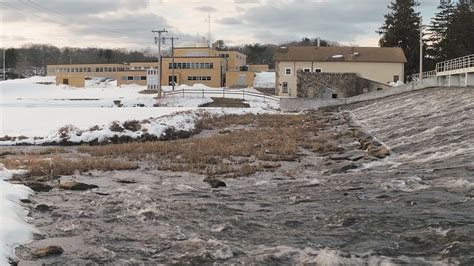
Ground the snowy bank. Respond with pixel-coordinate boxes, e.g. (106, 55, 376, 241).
(1, 108, 277, 146)
(0, 166, 35, 265)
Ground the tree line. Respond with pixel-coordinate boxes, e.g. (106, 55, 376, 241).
(1, 44, 156, 78)
(378, 0, 474, 78)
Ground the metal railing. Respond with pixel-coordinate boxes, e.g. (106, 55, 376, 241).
(436, 54, 474, 74)
(163, 88, 280, 102)
(411, 70, 437, 81)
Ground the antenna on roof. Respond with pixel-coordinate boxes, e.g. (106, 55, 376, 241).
(204, 12, 212, 48)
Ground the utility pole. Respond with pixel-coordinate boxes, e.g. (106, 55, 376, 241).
(419, 18, 424, 80)
(163, 36, 179, 91)
(2, 48, 5, 81)
(152, 28, 168, 97)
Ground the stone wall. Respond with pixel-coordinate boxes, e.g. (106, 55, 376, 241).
(297, 72, 358, 98)
(297, 72, 394, 99)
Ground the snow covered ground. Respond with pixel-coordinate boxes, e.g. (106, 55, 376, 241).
(0, 166, 35, 265)
(253, 72, 276, 89)
(0, 76, 280, 144)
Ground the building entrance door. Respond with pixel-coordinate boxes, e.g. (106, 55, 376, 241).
(168, 75, 177, 86)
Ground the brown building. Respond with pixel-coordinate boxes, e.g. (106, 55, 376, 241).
(274, 46, 407, 97)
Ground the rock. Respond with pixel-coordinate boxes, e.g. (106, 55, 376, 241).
(23, 182, 53, 192)
(35, 204, 50, 212)
(115, 179, 138, 184)
(32, 246, 64, 258)
(33, 233, 46, 240)
(342, 217, 357, 227)
(8, 258, 18, 266)
(59, 180, 98, 191)
(346, 187, 364, 191)
(20, 199, 32, 204)
(204, 178, 227, 188)
(369, 146, 390, 159)
(330, 151, 366, 161)
(331, 161, 358, 173)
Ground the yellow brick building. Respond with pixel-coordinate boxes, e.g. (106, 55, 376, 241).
(47, 46, 261, 89)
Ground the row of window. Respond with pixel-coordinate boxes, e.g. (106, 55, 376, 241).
(219, 54, 245, 60)
(285, 68, 323, 75)
(148, 84, 158, 90)
(120, 76, 147, 81)
(49, 67, 130, 73)
(187, 76, 212, 81)
(131, 66, 157, 70)
(169, 62, 214, 70)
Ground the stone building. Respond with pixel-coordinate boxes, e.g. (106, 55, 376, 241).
(274, 46, 407, 97)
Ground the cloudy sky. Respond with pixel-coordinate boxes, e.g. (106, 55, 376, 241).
(0, 0, 440, 50)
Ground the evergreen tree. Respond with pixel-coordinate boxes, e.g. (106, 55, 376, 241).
(5, 48, 17, 69)
(378, 0, 423, 77)
(443, 0, 474, 59)
(428, 0, 456, 62)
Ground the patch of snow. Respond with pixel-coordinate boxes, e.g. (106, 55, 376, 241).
(0, 165, 36, 265)
(1, 107, 277, 145)
(0, 77, 280, 143)
(389, 80, 405, 87)
(156, 97, 213, 107)
(0, 107, 196, 137)
(253, 72, 275, 89)
(331, 55, 344, 59)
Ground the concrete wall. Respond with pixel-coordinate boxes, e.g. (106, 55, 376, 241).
(275, 61, 404, 96)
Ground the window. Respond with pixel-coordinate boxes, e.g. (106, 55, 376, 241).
(303, 68, 311, 73)
(393, 75, 400, 82)
(63, 79, 69, 85)
(314, 68, 322, 73)
(282, 82, 288, 93)
(285, 68, 292, 75)
(127, 76, 133, 81)
(141, 76, 146, 80)
(210, 63, 214, 69)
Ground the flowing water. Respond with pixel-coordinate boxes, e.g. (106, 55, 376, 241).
(17, 87, 474, 265)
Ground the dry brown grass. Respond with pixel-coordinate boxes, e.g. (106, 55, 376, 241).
(76, 112, 344, 178)
(5, 112, 349, 179)
(197, 113, 308, 130)
(1, 155, 138, 179)
(78, 126, 300, 177)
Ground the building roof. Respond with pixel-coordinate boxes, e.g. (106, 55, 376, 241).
(273, 46, 407, 63)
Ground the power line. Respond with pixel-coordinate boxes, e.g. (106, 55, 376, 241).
(0, 1, 132, 39)
(0, 2, 73, 28)
(17, 0, 126, 35)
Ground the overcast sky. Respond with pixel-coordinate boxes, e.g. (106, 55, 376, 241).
(0, 0, 440, 50)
